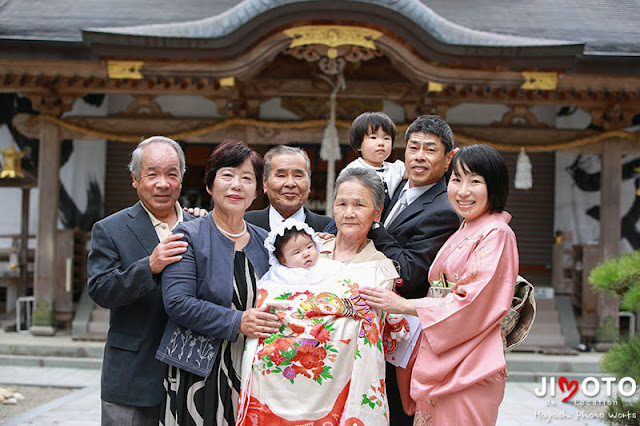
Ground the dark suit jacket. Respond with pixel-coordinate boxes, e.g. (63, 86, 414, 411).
(87, 201, 194, 407)
(369, 178, 460, 299)
(245, 206, 332, 232)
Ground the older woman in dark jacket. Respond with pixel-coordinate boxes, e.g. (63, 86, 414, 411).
(156, 140, 280, 426)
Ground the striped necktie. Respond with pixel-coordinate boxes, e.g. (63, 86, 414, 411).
(384, 190, 408, 227)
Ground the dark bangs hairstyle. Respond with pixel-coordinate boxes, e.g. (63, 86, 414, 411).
(450, 144, 509, 214)
(204, 139, 264, 192)
(349, 111, 396, 152)
(273, 227, 312, 264)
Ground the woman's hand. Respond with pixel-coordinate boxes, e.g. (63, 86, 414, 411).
(183, 206, 209, 217)
(315, 232, 335, 241)
(359, 287, 417, 316)
(239, 306, 281, 339)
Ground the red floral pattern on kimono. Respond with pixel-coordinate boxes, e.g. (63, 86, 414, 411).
(237, 259, 398, 426)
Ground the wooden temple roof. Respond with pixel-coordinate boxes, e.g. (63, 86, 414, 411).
(0, 0, 636, 53)
(1, 0, 639, 65)
(1, 0, 640, 136)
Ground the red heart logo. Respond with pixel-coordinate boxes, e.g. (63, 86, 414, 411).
(558, 376, 578, 402)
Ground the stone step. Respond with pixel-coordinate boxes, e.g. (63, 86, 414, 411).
(506, 371, 607, 383)
(0, 341, 104, 358)
(528, 322, 563, 335)
(521, 334, 566, 346)
(535, 298, 557, 310)
(0, 354, 102, 370)
(532, 311, 560, 324)
(90, 307, 109, 323)
(505, 353, 603, 374)
(87, 321, 109, 335)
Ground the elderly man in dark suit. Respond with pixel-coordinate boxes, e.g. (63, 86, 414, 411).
(88, 136, 194, 426)
(368, 115, 461, 424)
(245, 145, 331, 232)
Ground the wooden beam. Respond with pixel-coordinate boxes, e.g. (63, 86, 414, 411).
(16, 114, 636, 153)
(13, 114, 355, 145)
(452, 126, 597, 149)
(3, 53, 640, 97)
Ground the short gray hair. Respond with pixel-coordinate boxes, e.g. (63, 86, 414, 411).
(333, 167, 385, 210)
(263, 145, 311, 181)
(129, 136, 186, 180)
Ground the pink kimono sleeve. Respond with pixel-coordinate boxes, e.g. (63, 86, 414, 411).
(416, 226, 518, 355)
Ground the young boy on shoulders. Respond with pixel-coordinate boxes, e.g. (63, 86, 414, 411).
(344, 111, 405, 206)
(324, 112, 404, 234)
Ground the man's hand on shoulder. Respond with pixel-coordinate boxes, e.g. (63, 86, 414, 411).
(183, 207, 208, 217)
(149, 233, 188, 274)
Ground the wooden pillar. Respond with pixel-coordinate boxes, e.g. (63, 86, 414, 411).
(580, 245, 599, 343)
(595, 140, 621, 345)
(18, 187, 30, 298)
(31, 116, 61, 335)
(325, 159, 335, 217)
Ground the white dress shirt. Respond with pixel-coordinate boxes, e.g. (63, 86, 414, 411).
(268, 205, 306, 231)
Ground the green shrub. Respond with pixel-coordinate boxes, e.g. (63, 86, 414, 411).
(622, 284, 640, 312)
(601, 335, 640, 383)
(589, 251, 640, 301)
(591, 251, 640, 422)
(605, 396, 640, 425)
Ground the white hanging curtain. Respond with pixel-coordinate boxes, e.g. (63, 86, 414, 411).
(514, 146, 533, 190)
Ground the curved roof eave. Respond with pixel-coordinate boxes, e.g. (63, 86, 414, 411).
(83, 0, 580, 49)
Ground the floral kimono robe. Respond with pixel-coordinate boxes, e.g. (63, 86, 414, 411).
(411, 211, 519, 402)
(237, 258, 399, 425)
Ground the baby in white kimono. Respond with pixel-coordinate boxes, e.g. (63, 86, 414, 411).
(267, 218, 335, 271)
(237, 218, 404, 425)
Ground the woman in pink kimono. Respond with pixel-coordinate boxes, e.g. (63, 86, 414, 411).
(360, 144, 518, 425)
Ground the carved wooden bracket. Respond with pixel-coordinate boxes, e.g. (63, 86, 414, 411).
(117, 95, 171, 117)
(588, 103, 637, 130)
(212, 97, 261, 118)
(27, 94, 75, 116)
(493, 105, 547, 127)
(281, 97, 382, 120)
(401, 98, 453, 122)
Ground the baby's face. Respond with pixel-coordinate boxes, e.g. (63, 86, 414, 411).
(280, 233, 319, 269)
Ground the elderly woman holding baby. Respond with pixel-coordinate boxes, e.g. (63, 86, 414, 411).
(158, 151, 399, 425)
(236, 167, 400, 425)
(320, 167, 390, 264)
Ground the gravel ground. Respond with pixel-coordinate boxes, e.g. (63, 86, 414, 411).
(0, 385, 76, 421)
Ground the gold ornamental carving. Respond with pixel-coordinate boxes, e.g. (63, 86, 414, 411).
(107, 61, 144, 79)
(284, 25, 383, 55)
(0, 146, 24, 178)
(520, 72, 558, 90)
(219, 77, 235, 87)
(427, 82, 444, 92)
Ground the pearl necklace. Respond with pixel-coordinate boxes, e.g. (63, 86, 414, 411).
(217, 220, 247, 238)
